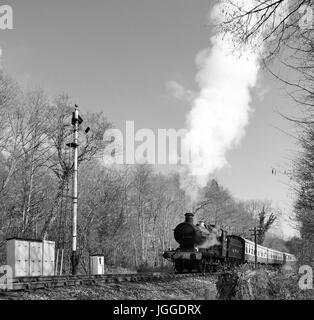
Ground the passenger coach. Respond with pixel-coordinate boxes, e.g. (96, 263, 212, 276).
(227, 235, 296, 265)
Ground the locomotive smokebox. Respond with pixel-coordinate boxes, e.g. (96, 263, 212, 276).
(174, 213, 211, 249)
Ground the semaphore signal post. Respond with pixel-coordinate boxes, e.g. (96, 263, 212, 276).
(68, 105, 83, 275)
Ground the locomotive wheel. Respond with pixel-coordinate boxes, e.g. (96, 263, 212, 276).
(198, 262, 206, 273)
(174, 261, 183, 273)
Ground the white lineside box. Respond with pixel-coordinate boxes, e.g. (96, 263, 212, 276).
(6, 238, 55, 277)
(42, 240, 55, 276)
(89, 255, 105, 275)
(6, 238, 30, 277)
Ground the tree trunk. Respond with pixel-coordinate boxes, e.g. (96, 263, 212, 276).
(131, 231, 138, 268)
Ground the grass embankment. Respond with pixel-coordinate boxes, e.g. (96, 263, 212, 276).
(217, 265, 314, 300)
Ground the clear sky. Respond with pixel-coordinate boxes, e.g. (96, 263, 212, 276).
(0, 0, 301, 237)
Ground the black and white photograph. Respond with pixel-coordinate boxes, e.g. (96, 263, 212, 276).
(0, 0, 313, 308)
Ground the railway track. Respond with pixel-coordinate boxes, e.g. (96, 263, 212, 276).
(1, 271, 216, 292)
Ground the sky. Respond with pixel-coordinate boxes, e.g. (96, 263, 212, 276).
(0, 0, 302, 237)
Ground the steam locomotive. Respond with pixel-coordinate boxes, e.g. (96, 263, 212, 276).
(163, 213, 296, 273)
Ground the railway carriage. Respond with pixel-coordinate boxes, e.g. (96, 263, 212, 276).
(284, 252, 297, 265)
(245, 239, 269, 264)
(226, 235, 244, 263)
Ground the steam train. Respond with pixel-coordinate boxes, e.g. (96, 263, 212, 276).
(163, 213, 296, 273)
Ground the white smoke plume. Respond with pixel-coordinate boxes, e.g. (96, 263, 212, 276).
(198, 233, 220, 249)
(0, 47, 2, 69)
(179, 1, 262, 201)
(166, 80, 195, 102)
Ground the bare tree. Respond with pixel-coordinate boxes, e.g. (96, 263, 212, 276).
(219, 0, 314, 117)
(129, 164, 153, 265)
(293, 124, 314, 262)
(257, 206, 277, 244)
(39, 95, 112, 239)
(0, 72, 23, 198)
(244, 200, 278, 243)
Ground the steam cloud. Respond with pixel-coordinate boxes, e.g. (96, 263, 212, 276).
(198, 233, 221, 249)
(0, 47, 2, 69)
(178, 1, 261, 201)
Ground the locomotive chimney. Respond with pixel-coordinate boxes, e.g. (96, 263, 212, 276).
(185, 213, 194, 224)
